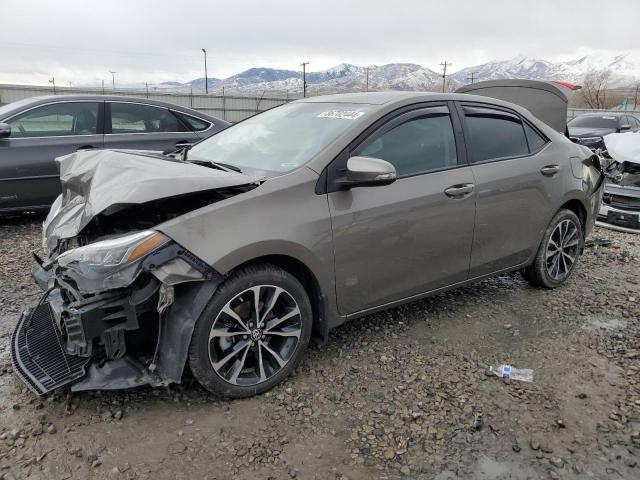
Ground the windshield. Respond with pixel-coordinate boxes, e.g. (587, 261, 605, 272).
(188, 102, 373, 174)
(0, 98, 38, 119)
(568, 115, 619, 129)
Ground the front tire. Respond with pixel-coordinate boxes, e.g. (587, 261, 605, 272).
(524, 209, 583, 288)
(188, 264, 312, 398)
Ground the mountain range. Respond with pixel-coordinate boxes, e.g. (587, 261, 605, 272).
(162, 52, 640, 96)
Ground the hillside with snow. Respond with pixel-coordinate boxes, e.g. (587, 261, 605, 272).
(162, 52, 640, 96)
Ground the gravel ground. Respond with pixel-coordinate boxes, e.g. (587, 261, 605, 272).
(0, 217, 638, 480)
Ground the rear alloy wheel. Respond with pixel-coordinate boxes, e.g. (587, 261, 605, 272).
(524, 209, 584, 288)
(545, 219, 580, 281)
(189, 265, 312, 398)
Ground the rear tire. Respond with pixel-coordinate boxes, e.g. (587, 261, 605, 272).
(524, 209, 583, 288)
(188, 264, 312, 398)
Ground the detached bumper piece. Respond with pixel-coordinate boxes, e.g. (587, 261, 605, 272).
(11, 303, 90, 395)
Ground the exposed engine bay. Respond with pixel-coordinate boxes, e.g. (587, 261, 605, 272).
(12, 149, 261, 395)
(598, 132, 640, 233)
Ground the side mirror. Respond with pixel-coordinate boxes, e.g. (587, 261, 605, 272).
(344, 156, 396, 188)
(619, 124, 631, 131)
(0, 123, 10, 139)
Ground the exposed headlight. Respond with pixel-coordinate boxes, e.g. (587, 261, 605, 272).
(57, 230, 170, 293)
(580, 136, 603, 144)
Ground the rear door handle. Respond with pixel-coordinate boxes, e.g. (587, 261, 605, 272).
(444, 183, 475, 198)
(540, 165, 560, 176)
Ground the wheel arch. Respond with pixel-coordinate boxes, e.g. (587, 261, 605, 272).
(558, 198, 587, 232)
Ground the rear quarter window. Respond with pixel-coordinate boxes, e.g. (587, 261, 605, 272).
(175, 112, 211, 132)
(523, 123, 548, 152)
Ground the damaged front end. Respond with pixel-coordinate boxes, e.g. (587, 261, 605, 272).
(11, 149, 259, 395)
(597, 133, 640, 233)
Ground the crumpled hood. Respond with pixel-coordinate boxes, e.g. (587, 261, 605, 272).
(43, 149, 257, 254)
(603, 132, 640, 165)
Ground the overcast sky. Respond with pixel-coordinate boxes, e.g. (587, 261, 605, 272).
(2, 0, 639, 86)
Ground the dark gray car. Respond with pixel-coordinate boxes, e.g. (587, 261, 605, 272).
(0, 95, 229, 214)
(568, 112, 640, 151)
(11, 92, 604, 398)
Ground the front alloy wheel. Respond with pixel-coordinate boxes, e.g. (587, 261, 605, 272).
(208, 285, 302, 386)
(189, 265, 312, 398)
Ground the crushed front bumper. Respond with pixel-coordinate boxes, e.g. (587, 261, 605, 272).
(597, 203, 640, 233)
(597, 183, 640, 234)
(11, 302, 91, 395)
(12, 260, 222, 396)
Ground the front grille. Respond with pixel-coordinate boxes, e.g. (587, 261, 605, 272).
(603, 194, 640, 211)
(11, 302, 90, 395)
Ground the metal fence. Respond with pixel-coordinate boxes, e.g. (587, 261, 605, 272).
(2, 83, 638, 123)
(567, 108, 640, 120)
(0, 84, 292, 123)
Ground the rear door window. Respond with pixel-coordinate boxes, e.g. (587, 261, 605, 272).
(462, 106, 529, 162)
(7, 102, 99, 138)
(109, 103, 187, 133)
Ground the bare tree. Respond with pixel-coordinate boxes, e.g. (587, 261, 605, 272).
(581, 69, 612, 109)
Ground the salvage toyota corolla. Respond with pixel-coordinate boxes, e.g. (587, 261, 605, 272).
(12, 92, 604, 398)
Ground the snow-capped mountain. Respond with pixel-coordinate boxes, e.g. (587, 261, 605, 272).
(547, 52, 640, 86)
(451, 53, 640, 88)
(449, 55, 555, 87)
(162, 52, 640, 96)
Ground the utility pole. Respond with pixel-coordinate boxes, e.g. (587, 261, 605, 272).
(439, 61, 451, 93)
(202, 48, 208, 94)
(49, 77, 56, 95)
(109, 71, 116, 89)
(144, 82, 149, 98)
(300, 61, 309, 98)
(101, 79, 105, 95)
(68, 81, 72, 88)
(365, 67, 369, 92)
(467, 71, 477, 84)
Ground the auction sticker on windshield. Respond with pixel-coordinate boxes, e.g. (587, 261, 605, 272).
(317, 110, 366, 120)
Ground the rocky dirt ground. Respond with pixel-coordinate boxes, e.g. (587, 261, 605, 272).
(0, 217, 638, 480)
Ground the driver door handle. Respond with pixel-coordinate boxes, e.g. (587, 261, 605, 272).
(540, 165, 560, 176)
(444, 183, 475, 198)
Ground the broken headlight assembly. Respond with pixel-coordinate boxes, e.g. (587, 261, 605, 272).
(56, 230, 170, 293)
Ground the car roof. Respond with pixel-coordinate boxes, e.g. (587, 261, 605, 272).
(295, 91, 540, 118)
(296, 91, 440, 105)
(0, 94, 226, 124)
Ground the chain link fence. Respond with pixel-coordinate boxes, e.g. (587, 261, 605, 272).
(0, 84, 293, 123)
(2, 83, 639, 123)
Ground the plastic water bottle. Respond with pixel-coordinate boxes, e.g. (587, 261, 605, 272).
(489, 364, 534, 382)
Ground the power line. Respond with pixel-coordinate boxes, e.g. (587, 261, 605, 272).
(202, 48, 208, 94)
(439, 61, 451, 93)
(300, 61, 309, 98)
(365, 67, 369, 92)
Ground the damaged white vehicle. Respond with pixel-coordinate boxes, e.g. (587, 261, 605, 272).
(598, 132, 640, 233)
